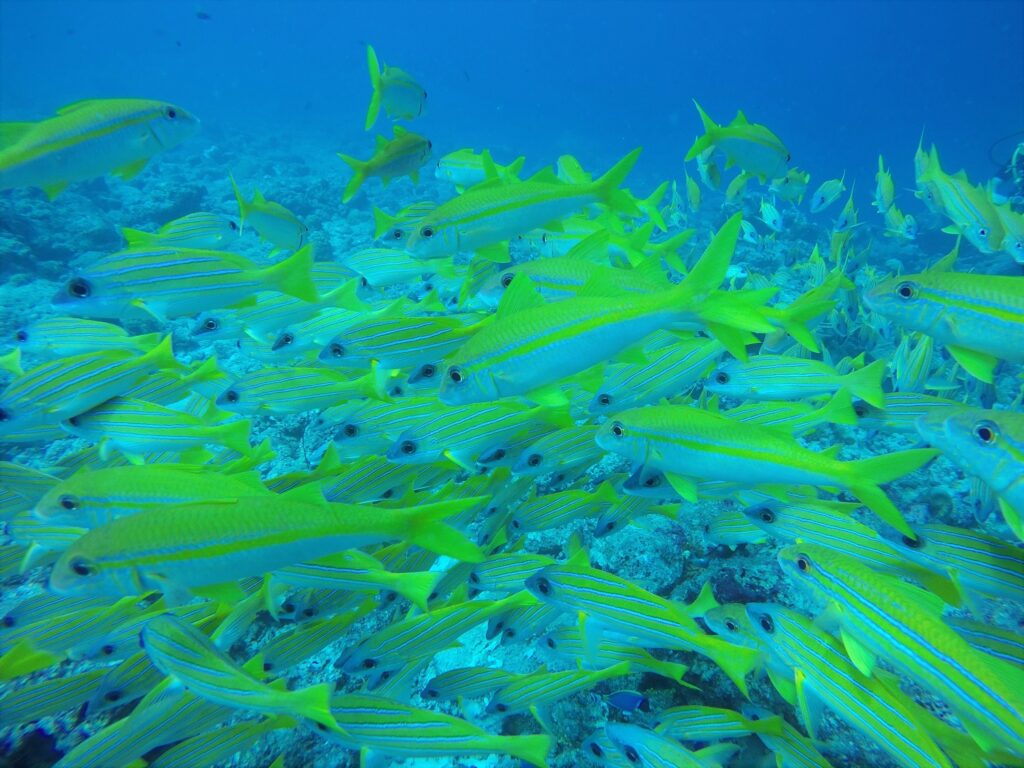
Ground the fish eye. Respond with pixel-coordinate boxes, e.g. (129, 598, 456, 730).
(420, 225, 435, 239)
(758, 508, 774, 523)
(714, 371, 729, 385)
(978, 227, 988, 237)
(0, 407, 10, 422)
(101, 644, 116, 656)
(785, 153, 791, 162)
(68, 278, 91, 298)
(342, 424, 358, 438)
(164, 107, 177, 119)
(490, 448, 506, 460)
(796, 556, 810, 571)
(203, 318, 219, 331)
(229, 220, 238, 231)
(329, 343, 345, 358)
(361, 658, 377, 669)
(602, 521, 616, 532)
(973, 420, 998, 445)
(759, 614, 775, 632)
(15, 330, 27, 342)
(360, 276, 370, 288)
(391, 229, 403, 240)
(281, 601, 295, 614)
(447, 366, 463, 384)
(526, 453, 542, 467)
(895, 281, 916, 300)
(624, 746, 640, 763)
(224, 390, 239, 404)
(399, 440, 417, 455)
(103, 690, 122, 702)
(495, 702, 508, 712)
(534, 577, 550, 595)
(597, 394, 612, 406)
(67, 415, 80, 427)
(545, 636, 557, 649)
(421, 364, 436, 378)
(59, 494, 80, 511)
(589, 742, 604, 757)
(901, 534, 923, 549)
(643, 474, 661, 488)
(610, 421, 626, 438)
(853, 403, 868, 417)
(510, 519, 521, 529)
(725, 619, 738, 631)
(302, 607, 315, 617)
(500, 272, 515, 288)
(424, 688, 438, 698)
(263, 661, 274, 671)
(1, 616, 14, 627)
(275, 332, 294, 348)
(469, 571, 480, 584)
(70, 557, 96, 577)
(427, 140, 432, 149)
(390, 385, 404, 397)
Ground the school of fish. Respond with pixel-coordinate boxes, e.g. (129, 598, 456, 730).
(0, 42, 1022, 768)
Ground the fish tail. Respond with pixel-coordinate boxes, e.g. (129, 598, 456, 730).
(121, 227, 154, 248)
(502, 734, 552, 768)
(339, 154, 367, 203)
(391, 570, 440, 612)
(217, 419, 252, 456)
(677, 212, 742, 297)
(292, 682, 342, 733)
(592, 147, 642, 215)
(704, 639, 756, 698)
(684, 100, 718, 161)
(262, 244, 318, 302)
(847, 448, 939, 537)
(842, 358, 886, 408)
(371, 206, 399, 239)
(364, 44, 382, 131)
(140, 335, 182, 372)
(229, 173, 249, 233)
(818, 387, 858, 426)
(764, 297, 834, 353)
(402, 499, 486, 562)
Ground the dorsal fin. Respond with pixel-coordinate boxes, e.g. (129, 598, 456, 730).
(496, 273, 546, 318)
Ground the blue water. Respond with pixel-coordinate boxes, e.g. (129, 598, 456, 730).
(2, 0, 1022, 193)
(2, 2, 1024, 767)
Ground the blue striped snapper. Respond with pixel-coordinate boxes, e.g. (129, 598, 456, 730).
(894, 522, 1024, 607)
(230, 174, 308, 252)
(324, 693, 551, 766)
(486, 660, 631, 715)
(52, 244, 317, 321)
(61, 396, 251, 461)
(525, 563, 756, 695)
(140, 613, 340, 731)
(216, 365, 387, 415)
(122, 211, 238, 250)
(12, 316, 160, 358)
(0, 335, 181, 435)
(778, 543, 1024, 757)
(707, 354, 886, 407)
(745, 602, 956, 768)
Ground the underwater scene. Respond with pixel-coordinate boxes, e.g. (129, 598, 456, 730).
(1, 0, 1023, 766)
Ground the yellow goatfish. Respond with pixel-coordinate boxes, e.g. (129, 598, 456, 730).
(0, 98, 198, 199)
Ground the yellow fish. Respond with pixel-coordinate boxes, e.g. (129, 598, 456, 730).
(0, 98, 198, 199)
